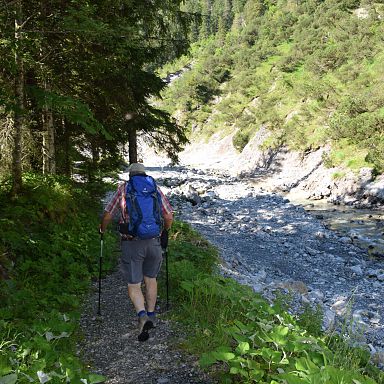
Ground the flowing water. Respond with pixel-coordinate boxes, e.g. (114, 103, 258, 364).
(286, 191, 384, 259)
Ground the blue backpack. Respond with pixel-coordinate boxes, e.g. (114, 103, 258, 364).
(124, 175, 163, 239)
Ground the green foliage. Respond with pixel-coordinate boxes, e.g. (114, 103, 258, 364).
(322, 139, 375, 172)
(332, 171, 347, 180)
(295, 303, 324, 338)
(232, 129, 251, 152)
(0, 174, 116, 383)
(28, 87, 112, 139)
(159, 0, 384, 171)
(165, 221, 384, 384)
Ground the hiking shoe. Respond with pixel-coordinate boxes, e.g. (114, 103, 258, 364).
(137, 315, 154, 342)
(147, 314, 156, 328)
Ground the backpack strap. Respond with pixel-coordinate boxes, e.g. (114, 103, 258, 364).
(127, 178, 144, 236)
(151, 181, 163, 229)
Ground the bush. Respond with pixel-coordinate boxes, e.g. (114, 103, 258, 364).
(232, 129, 251, 152)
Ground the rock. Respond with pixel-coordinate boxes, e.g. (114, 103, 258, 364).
(255, 269, 267, 281)
(315, 231, 328, 239)
(301, 295, 311, 304)
(163, 177, 186, 188)
(252, 283, 264, 293)
(331, 297, 348, 315)
(305, 247, 318, 256)
(308, 289, 324, 302)
(157, 378, 170, 384)
(365, 174, 384, 202)
(278, 280, 309, 295)
(350, 265, 363, 275)
(371, 351, 384, 366)
(203, 190, 217, 199)
(181, 184, 201, 206)
(366, 269, 380, 278)
(323, 309, 336, 330)
(377, 273, 384, 282)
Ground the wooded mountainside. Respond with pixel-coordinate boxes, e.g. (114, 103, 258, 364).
(160, 0, 384, 174)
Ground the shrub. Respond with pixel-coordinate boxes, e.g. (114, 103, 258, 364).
(232, 129, 251, 152)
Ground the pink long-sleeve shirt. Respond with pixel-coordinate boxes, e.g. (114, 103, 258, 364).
(104, 182, 173, 223)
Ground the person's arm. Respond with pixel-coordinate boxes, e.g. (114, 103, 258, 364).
(99, 211, 113, 234)
(99, 185, 122, 234)
(158, 187, 173, 231)
(158, 187, 173, 249)
(160, 211, 172, 250)
(163, 211, 173, 231)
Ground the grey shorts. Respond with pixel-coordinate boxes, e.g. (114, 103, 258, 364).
(120, 238, 163, 284)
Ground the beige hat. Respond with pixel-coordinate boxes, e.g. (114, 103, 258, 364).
(128, 163, 146, 175)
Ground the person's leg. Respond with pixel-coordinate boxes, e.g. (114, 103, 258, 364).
(143, 276, 157, 312)
(121, 240, 146, 312)
(128, 283, 145, 313)
(142, 238, 163, 324)
(128, 282, 154, 341)
(120, 240, 152, 341)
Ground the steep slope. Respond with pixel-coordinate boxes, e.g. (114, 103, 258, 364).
(158, 0, 384, 181)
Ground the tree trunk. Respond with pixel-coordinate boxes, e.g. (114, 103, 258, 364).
(11, 1, 25, 197)
(87, 139, 100, 182)
(42, 82, 55, 174)
(63, 119, 71, 177)
(128, 125, 138, 163)
(42, 129, 48, 174)
(40, 0, 55, 174)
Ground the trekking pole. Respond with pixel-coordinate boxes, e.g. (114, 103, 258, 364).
(165, 248, 169, 310)
(97, 233, 103, 316)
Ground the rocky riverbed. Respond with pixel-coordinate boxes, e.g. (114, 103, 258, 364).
(147, 165, 384, 368)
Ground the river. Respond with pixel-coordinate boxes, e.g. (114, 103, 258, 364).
(286, 190, 384, 259)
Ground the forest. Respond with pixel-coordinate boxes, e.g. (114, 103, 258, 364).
(1, 1, 384, 383)
(0, 0, 189, 196)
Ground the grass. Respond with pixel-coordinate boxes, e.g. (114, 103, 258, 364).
(162, 221, 384, 384)
(327, 139, 374, 171)
(332, 171, 347, 180)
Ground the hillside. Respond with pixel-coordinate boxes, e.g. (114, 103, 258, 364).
(158, 0, 384, 183)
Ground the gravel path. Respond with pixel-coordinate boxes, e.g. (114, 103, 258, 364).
(79, 165, 384, 382)
(79, 268, 214, 384)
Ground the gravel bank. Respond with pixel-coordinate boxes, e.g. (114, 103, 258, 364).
(151, 166, 384, 367)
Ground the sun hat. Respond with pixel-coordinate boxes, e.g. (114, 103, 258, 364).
(128, 163, 146, 175)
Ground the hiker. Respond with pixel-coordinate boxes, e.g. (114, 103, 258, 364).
(99, 163, 173, 341)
